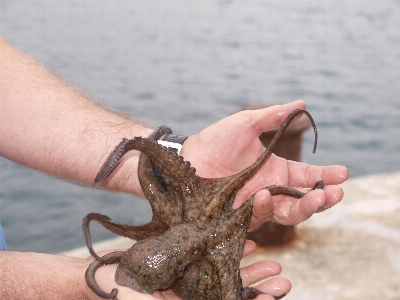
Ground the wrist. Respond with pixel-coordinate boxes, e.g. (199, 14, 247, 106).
(98, 126, 154, 197)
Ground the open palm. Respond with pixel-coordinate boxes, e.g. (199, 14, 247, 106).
(181, 101, 348, 230)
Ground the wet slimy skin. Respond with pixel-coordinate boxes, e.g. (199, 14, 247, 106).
(83, 109, 323, 300)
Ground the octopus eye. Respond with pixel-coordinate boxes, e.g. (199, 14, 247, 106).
(193, 249, 199, 255)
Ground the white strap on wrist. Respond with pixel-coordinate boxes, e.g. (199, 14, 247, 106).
(157, 134, 188, 155)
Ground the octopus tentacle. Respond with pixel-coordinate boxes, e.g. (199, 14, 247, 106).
(147, 125, 172, 141)
(94, 138, 131, 184)
(82, 213, 108, 260)
(264, 181, 324, 198)
(241, 287, 265, 300)
(231, 109, 318, 189)
(260, 180, 324, 203)
(85, 251, 124, 300)
(198, 109, 318, 222)
(94, 125, 172, 184)
(311, 179, 325, 190)
(204, 182, 324, 248)
(83, 213, 169, 262)
(265, 185, 306, 198)
(239, 273, 265, 300)
(138, 126, 188, 226)
(204, 199, 253, 299)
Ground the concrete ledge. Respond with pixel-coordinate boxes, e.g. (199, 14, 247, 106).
(63, 172, 400, 299)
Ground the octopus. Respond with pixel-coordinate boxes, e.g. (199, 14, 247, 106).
(82, 109, 324, 300)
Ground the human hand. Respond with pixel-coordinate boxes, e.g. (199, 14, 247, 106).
(181, 100, 349, 230)
(89, 241, 290, 300)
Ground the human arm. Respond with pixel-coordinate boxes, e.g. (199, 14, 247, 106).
(0, 240, 290, 300)
(0, 37, 348, 230)
(0, 36, 152, 197)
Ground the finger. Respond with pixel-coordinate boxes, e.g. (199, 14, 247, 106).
(253, 277, 291, 299)
(241, 100, 307, 136)
(273, 189, 326, 225)
(240, 260, 282, 287)
(286, 161, 349, 188)
(243, 240, 257, 257)
(317, 184, 344, 211)
(249, 189, 274, 231)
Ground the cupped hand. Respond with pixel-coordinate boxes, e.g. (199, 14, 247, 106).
(181, 100, 349, 230)
(88, 241, 290, 300)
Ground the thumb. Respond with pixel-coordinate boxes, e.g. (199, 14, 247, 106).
(249, 189, 274, 231)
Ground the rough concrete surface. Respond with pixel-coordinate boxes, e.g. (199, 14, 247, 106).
(64, 172, 400, 299)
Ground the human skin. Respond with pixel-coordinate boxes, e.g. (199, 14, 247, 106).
(0, 37, 348, 299)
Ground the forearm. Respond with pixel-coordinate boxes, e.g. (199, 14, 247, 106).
(0, 251, 94, 300)
(0, 37, 152, 196)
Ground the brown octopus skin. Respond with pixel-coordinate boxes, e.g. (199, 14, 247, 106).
(82, 109, 323, 300)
